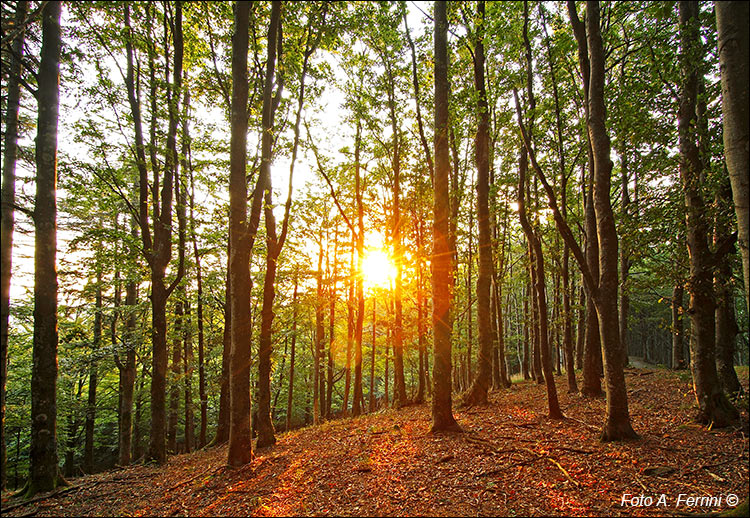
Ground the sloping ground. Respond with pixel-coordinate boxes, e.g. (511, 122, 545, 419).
(2, 367, 748, 517)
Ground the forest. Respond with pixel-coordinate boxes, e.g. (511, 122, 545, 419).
(0, 1, 748, 516)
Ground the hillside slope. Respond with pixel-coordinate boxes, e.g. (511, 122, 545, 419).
(2, 367, 748, 517)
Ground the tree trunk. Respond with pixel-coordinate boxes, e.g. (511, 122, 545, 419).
(167, 297, 183, 454)
(415, 217, 426, 403)
(619, 149, 631, 368)
(672, 283, 686, 369)
(84, 272, 102, 472)
(385, 60, 407, 409)
(227, 0, 254, 467)
(170, 150, 189, 455)
(286, 278, 298, 432)
(183, 300, 194, 453)
(679, 0, 738, 428)
(716, 1, 749, 311)
(29, 0, 63, 495)
(327, 229, 337, 418)
(188, 156, 207, 448)
(314, 242, 324, 424)
(714, 180, 742, 395)
(586, 1, 636, 441)
(567, 0, 602, 398)
(1, 0, 27, 489)
(431, 0, 461, 432)
(118, 232, 137, 465)
(369, 299, 377, 412)
(344, 245, 353, 413)
(215, 245, 230, 445)
(522, 290, 530, 380)
(464, 0, 493, 407)
(517, 138, 562, 419)
(352, 120, 365, 417)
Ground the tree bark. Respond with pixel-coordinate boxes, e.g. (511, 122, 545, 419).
(1, 0, 27, 489)
(286, 278, 298, 432)
(679, 0, 738, 428)
(672, 283, 686, 370)
(567, 0, 602, 398)
(464, 0, 493, 407)
(187, 148, 207, 448)
(29, 0, 64, 495)
(117, 223, 137, 465)
(431, 0, 461, 432)
(716, 1, 749, 311)
(714, 179, 741, 395)
(227, 0, 254, 467)
(215, 243, 230, 445)
(515, 122, 562, 419)
(84, 272, 102, 472)
(586, 1, 636, 441)
(369, 299, 377, 412)
(314, 242, 324, 424)
(352, 120, 366, 417)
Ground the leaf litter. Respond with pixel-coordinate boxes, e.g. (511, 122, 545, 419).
(2, 368, 747, 517)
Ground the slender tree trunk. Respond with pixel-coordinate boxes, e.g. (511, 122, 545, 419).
(586, 1, 636, 440)
(353, 120, 366, 417)
(567, 0, 602, 398)
(170, 147, 190, 453)
(0, 0, 27, 489)
(522, 291, 530, 380)
(715, 188, 742, 395)
(29, 0, 64, 495)
(464, 0, 493, 407)
(466, 191, 474, 388)
(517, 137, 562, 419)
(715, 251, 741, 396)
(369, 299, 377, 412)
(494, 222, 511, 388)
(84, 272, 102, 472)
(183, 300, 194, 453)
(215, 245, 230, 445)
(118, 229, 137, 465)
(619, 149, 631, 368)
(327, 229, 338, 418)
(672, 283, 686, 369)
(431, 0, 461, 432)
(257, 1, 316, 444)
(415, 217, 426, 403)
(314, 242, 324, 424)
(716, 1, 750, 311)
(227, 0, 254, 466)
(168, 297, 183, 453)
(286, 278, 298, 432)
(541, 4, 577, 392)
(384, 64, 407, 409)
(64, 379, 83, 477)
(530, 251, 542, 383)
(344, 245, 353, 413)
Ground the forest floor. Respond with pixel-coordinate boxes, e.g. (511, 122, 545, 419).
(2, 363, 748, 517)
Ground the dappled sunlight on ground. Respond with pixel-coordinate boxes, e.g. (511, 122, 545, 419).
(2, 367, 747, 517)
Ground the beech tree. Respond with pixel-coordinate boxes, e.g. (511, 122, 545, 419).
(431, 0, 461, 433)
(29, 0, 64, 495)
(715, 1, 749, 310)
(678, 0, 738, 427)
(1, 0, 27, 490)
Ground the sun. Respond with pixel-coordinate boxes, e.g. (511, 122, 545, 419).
(362, 249, 396, 290)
